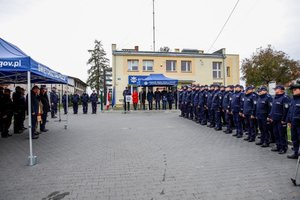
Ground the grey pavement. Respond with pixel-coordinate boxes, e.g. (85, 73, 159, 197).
(0, 108, 300, 200)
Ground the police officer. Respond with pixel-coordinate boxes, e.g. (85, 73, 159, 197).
(173, 88, 178, 110)
(255, 86, 273, 147)
(185, 86, 193, 119)
(212, 84, 223, 130)
(287, 79, 300, 159)
(62, 91, 68, 114)
(90, 90, 98, 114)
(242, 86, 257, 142)
(0, 87, 4, 134)
(50, 87, 59, 118)
(81, 91, 89, 114)
(1, 89, 13, 138)
(154, 88, 161, 110)
(207, 85, 215, 127)
(200, 85, 208, 125)
(147, 88, 154, 110)
(179, 86, 185, 117)
(72, 93, 80, 114)
(223, 85, 233, 134)
(230, 84, 243, 138)
(40, 86, 50, 132)
(193, 86, 200, 122)
(268, 85, 290, 154)
(220, 85, 226, 126)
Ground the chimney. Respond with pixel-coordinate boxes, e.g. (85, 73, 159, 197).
(134, 46, 139, 51)
(174, 48, 180, 52)
(112, 44, 117, 51)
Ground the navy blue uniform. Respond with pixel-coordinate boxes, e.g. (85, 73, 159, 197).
(154, 91, 161, 110)
(167, 91, 174, 110)
(81, 93, 89, 114)
(147, 91, 154, 110)
(185, 91, 193, 119)
(173, 90, 178, 109)
(72, 94, 80, 114)
(90, 93, 98, 114)
(230, 91, 243, 136)
(193, 90, 200, 121)
(62, 94, 68, 114)
(287, 95, 300, 155)
(50, 91, 59, 118)
(222, 91, 233, 133)
(212, 89, 223, 129)
(207, 90, 215, 127)
(243, 92, 257, 140)
(255, 93, 273, 145)
(40, 92, 50, 131)
(269, 93, 290, 151)
(199, 90, 208, 124)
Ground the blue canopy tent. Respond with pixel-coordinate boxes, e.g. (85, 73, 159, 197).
(0, 37, 68, 166)
(139, 74, 178, 86)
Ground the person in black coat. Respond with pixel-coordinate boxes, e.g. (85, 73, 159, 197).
(139, 88, 147, 110)
(147, 89, 154, 110)
(0, 87, 3, 134)
(154, 88, 161, 110)
(1, 89, 13, 138)
(26, 86, 40, 139)
(13, 86, 23, 134)
(167, 90, 174, 110)
(39, 87, 50, 132)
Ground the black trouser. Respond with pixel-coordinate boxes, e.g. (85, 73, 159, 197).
(31, 114, 37, 135)
(141, 101, 146, 110)
(155, 100, 160, 110)
(174, 100, 178, 109)
(51, 103, 57, 117)
(92, 102, 97, 113)
(124, 101, 130, 111)
(63, 103, 67, 114)
(2, 114, 13, 136)
(14, 112, 22, 132)
(40, 112, 47, 131)
(73, 103, 78, 114)
(168, 101, 172, 110)
(133, 103, 138, 110)
(148, 100, 153, 110)
(82, 102, 88, 114)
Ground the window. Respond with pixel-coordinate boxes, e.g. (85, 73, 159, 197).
(181, 61, 191, 72)
(226, 66, 231, 77)
(212, 62, 222, 79)
(128, 60, 139, 71)
(166, 60, 176, 72)
(143, 60, 154, 71)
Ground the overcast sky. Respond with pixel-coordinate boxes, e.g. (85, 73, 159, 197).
(1, 0, 299, 83)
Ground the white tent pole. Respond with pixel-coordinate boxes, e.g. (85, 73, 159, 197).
(27, 71, 36, 166)
(65, 85, 68, 130)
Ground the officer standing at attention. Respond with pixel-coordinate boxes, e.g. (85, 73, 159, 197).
(81, 91, 89, 114)
(62, 91, 68, 114)
(26, 86, 39, 139)
(161, 88, 168, 110)
(207, 85, 215, 127)
(179, 86, 185, 117)
(255, 86, 273, 147)
(223, 85, 234, 134)
(199, 85, 208, 125)
(50, 87, 58, 118)
(286, 79, 300, 159)
(72, 93, 80, 114)
(185, 86, 193, 119)
(268, 85, 290, 154)
(193, 86, 200, 122)
(230, 84, 243, 138)
(154, 88, 161, 110)
(90, 90, 98, 114)
(147, 88, 154, 110)
(40, 86, 50, 132)
(1, 89, 13, 138)
(167, 89, 174, 110)
(212, 84, 223, 131)
(242, 86, 257, 142)
(173, 88, 178, 110)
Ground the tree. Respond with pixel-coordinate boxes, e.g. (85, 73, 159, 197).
(87, 40, 110, 95)
(241, 45, 300, 86)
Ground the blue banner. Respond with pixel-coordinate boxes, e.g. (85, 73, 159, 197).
(128, 75, 148, 85)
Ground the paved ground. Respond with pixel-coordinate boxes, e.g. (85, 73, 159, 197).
(1, 108, 300, 200)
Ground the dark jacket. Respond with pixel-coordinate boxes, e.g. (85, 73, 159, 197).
(40, 92, 50, 113)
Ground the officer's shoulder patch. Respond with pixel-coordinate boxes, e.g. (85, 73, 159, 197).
(284, 103, 289, 108)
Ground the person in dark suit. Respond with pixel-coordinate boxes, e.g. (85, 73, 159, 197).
(40, 86, 50, 132)
(26, 86, 39, 139)
(13, 86, 23, 134)
(154, 88, 161, 110)
(72, 93, 80, 114)
(147, 89, 154, 110)
(50, 87, 58, 118)
(1, 89, 13, 138)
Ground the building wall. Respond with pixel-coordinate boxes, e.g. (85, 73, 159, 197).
(112, 51, 240, 107)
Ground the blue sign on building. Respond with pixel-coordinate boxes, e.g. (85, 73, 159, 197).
(128, 75, 148, 85)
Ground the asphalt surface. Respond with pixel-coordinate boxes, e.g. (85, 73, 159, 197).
(1, 108, 300, 200)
